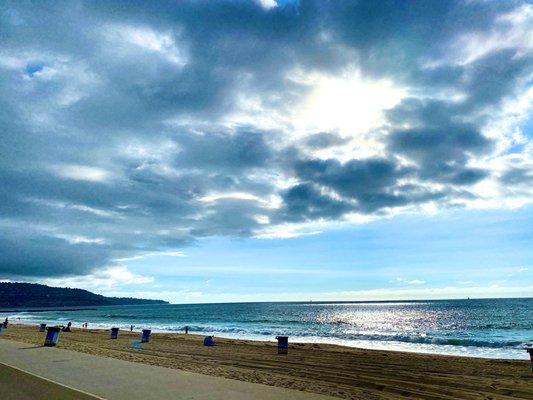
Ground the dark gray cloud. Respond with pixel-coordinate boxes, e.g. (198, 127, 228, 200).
(385, 97, 496, 185)
(279, 183, 353, 222)
(0, 226, 112, 278)
(0, 0, 531, 278)
(293, 158, 409, 211)
(463, 49, 533, 111)
(290, 157, 450, 214)
(388, 123, 492, 185)
(173, 128, 274, 171)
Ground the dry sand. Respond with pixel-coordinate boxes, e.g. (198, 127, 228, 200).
(2, 324, 532, 399)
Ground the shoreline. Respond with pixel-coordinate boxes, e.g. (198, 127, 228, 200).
(8, 319, 529, 361)
(1, 323, 532, 399)
(6, 298, 531, 361)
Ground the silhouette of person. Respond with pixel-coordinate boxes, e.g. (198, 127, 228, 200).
(63, 321, 72, 332)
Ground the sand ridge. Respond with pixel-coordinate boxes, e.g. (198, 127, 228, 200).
(2, 324, 532, 399)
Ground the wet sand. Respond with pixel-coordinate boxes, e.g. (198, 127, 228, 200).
(2, 324, 532, 399)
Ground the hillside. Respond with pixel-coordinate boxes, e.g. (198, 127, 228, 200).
(0, 282, 168, 309)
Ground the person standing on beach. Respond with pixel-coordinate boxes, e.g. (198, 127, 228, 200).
(130, 324, 134, 331)
(3, 317, 8, 328)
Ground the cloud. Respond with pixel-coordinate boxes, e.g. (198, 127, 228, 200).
(0, 0, 532, 279)
(52, 164, 112, 182)
(501, 167, 533, 186)
(115, 251, 185, 262)
(279, 183, 354, 222)
(396, 277, 426, 286)
(286, 157, 447, 216)
(0, 223, 112, 278)
(42, 266, 154, 290)
(387, 119, 493, 185)
(102, 23, 188, 66)
(303, 132, 350, 149)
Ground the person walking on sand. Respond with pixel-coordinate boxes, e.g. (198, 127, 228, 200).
(130, 324, 134, 332)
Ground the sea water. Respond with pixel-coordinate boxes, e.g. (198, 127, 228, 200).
(6, 298, 532, 360)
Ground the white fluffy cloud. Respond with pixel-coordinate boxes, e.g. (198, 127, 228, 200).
(42, 266, 154, 290)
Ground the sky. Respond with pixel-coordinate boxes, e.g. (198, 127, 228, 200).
(0, 0, 532, 303)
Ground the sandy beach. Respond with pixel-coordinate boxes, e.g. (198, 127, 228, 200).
(1, 324, 532, 399)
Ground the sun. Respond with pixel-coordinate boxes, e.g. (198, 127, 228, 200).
(293, 68, 406, 136)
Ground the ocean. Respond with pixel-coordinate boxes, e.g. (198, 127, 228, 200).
(7, 298, 532, 360)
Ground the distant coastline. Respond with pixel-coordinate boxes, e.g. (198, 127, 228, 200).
(0, 307, 98, 313)
(0, 282, 168, 309)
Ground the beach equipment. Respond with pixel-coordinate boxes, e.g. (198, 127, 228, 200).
(44, 326, 61, 346)
(130, 340, 142, 351)
(203, 336, 215, 346)
(276, 336, 288, 354)
(39, 323, 47, 332)
(141, 329, 151, 343)
(110, 327, 119, 339)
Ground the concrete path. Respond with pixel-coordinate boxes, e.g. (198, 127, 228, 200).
(0, 362, 100, 400)
(0, 339, 335, 400)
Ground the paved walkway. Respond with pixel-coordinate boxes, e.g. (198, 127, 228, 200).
(0, 362, 99, 400)
(0, 339, 335, 400)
